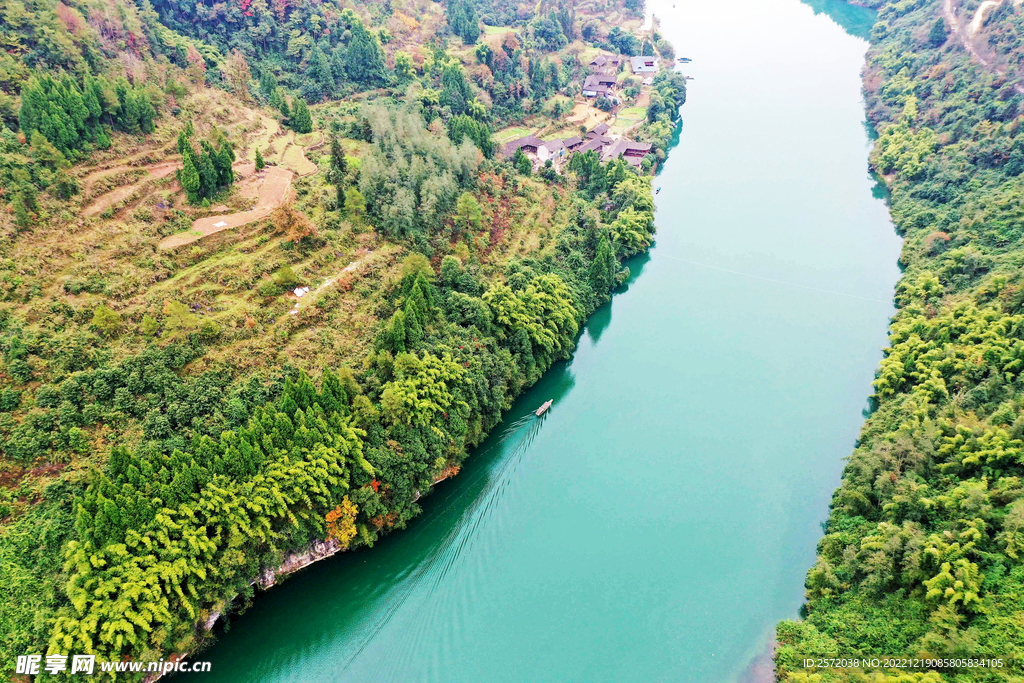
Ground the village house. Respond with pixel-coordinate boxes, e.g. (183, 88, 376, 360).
(574, 124, 654, 167)
(575, 137, 605, 155)
(502, 135, 544, 159)
(588, 54, 623, 71)
(629, 56, 659, 74)
(504, 124, 652, 171)
(582, 74, 616, 98)
(563, 136, 584, 152)
(539, 139, 566, 163)
(601, 139, 653, 167)
(502, 135, 566, 168)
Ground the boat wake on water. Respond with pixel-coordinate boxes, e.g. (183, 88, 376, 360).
(338, 406, 552, 677)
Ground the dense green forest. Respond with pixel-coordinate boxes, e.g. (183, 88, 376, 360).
(143, 0, 647, 115)
(2, 138, 659, 673)
(776, 0, 1024, 680)
(0, 0, 679, 672)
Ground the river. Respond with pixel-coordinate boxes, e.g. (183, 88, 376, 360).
(194, 1, 901, 680)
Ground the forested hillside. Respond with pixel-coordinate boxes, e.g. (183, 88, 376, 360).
(0, 0, 680, 674)
(776, 1, 1024, 680)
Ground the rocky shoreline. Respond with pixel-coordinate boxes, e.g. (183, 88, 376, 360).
(145, 471, 455, 681)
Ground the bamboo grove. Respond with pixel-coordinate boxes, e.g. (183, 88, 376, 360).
(776, 0, 1024, 679)
(0, 110, 667, 675)
(0, 0, 679, 671)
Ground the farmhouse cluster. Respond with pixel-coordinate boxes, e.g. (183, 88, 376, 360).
(498, 50, 663, 171)
(502, 121, 653, 170)
(582, 53, 660, 101)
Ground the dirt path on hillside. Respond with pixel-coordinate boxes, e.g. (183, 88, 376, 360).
(158, 164, 293, 250)
(286, 253, 373, 315)
(970, 0, 1003, 34)
(81, 162, 180, 217)
(943, 0, 1024, 93)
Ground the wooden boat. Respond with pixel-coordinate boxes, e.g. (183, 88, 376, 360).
(535, 400, 553, 417)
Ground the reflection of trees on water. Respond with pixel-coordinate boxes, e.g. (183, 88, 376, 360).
(799, 0, 878, 40)
(586, 303, 613, 344)
(338, 366, 576, 675)
(584, 248, 653, 345)
(340, 411, 547, 672)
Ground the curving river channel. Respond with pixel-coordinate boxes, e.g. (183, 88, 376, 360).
(195, 0, 901, 680)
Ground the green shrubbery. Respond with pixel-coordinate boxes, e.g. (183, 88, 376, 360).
(0, 98, 664, 674)
(777, 1, 1024, 678)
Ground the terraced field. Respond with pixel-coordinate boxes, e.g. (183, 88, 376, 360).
(158, 164, 294, 250)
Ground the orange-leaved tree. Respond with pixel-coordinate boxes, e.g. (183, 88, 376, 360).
(325, 496, 358, 548)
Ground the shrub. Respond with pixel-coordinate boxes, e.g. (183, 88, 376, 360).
(274, 266, 298, 287)
(90, 306, 122, 337)
(258, 280, 281, 297)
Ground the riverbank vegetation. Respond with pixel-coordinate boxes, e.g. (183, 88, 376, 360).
(0, 0, 681, 674)
(776, 1, 1024, 680)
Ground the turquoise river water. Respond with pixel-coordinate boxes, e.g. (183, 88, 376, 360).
(194, 0, 902, 680)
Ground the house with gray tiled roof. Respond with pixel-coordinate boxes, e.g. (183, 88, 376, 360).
(502, 135, 545, 158)
(538, 139, 566, 162)
(601, 139, 653, 167)
(563, 136, 584, 152)
(504, 122, 653, 173)
(588, 134, 614, 147)
(629, 55, 659, 74)
(575, 138, 605, 155)
(589, 54, 623, 71)
(582, 74, 615, 98)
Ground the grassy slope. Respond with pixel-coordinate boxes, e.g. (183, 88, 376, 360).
(0, 88, 642, 680)
(0, 0, 676, 669)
